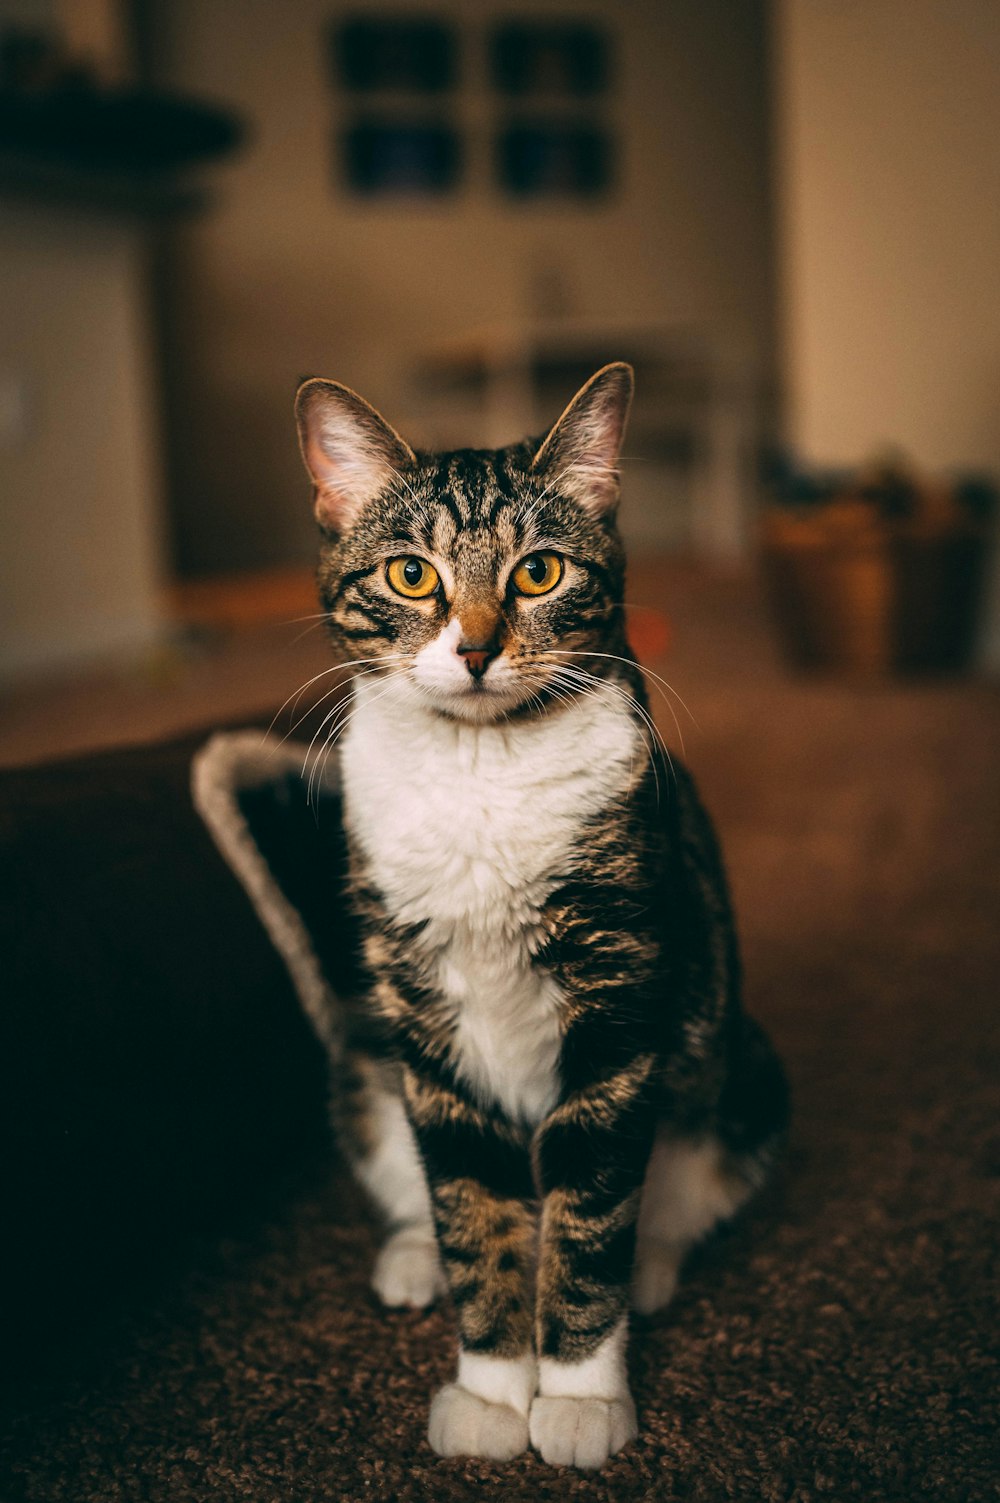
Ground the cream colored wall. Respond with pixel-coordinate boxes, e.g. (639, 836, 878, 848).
(0, 205, 164, 681)
(151, 0, 776, 573)
(772, 0, 1000, 664)
(773, 0, 1000, 472)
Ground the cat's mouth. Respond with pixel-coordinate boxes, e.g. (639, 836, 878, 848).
(403, 657, 542, 725)
(415, 673, 535, 725)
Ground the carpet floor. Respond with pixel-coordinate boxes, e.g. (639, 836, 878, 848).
(2, 565, 998, 1502)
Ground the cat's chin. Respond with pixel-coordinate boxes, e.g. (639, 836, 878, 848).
(409, 678, 536, 726)
(424, 688, 529, 725)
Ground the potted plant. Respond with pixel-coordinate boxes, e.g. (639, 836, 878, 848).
(760, 456, 996, 674)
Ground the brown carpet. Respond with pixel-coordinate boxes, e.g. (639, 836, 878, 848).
(2, 566, 998, 1502)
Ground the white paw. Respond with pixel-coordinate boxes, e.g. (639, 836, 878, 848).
(428, 1384, 530, 1460)
(529, 1394, 638, 1469)
(631, 1237, 683, 1315)
(371, 1227, 446, 1310)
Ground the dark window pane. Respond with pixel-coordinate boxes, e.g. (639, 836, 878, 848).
(490, 22, 610, 97)
(333, 18, 457, 93)
(496, 122, 611, 198)
(342, 119, 461, 194)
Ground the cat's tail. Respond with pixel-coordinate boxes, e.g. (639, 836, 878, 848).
(191, 730, 342, 1059)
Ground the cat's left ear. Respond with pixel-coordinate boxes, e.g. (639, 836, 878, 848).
(295, 377, 416, 533)
(531, 362, 634, 516)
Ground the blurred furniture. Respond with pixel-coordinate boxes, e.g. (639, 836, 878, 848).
(416, 319, 768, 558)
(0, 201, 167, 683)
(0, 20, 243, 685)
(762, 464, 994, 674)
(0, 714, 340, 1358)
(0, 21, 241, 215)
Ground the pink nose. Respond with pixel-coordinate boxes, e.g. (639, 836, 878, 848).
(457, 642, 498, 679)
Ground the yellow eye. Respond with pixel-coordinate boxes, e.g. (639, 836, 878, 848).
(386, 556, 440, 599)
(512, 552, 563, 597)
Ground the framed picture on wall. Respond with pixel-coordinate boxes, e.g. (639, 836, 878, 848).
(332, 17, 458, 93)
(328, 13, 614, 200)
(490, 22, 610, 97)
(497, 120, 611, 198)
(341, 118, 461, 194)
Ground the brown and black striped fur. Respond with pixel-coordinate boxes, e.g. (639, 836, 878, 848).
(293, 364, 789, 1462)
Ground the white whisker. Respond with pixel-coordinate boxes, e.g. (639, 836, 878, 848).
(306, 669, 411, 810)
(539, 661, 672, 802)
(289, 619, 328, 646)
(543, 649, 695, 753)
(267, 652, 410, 746)
(553, 669, 662, 804)
(279, 610, 333, 626)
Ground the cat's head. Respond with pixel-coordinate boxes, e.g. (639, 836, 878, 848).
(294, 363, 634, 724)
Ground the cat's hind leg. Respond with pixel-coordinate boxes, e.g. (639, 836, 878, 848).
(334, 1051, 446, 1310)
(631, 1130, 758, 1315)
(633, 1019, 788, 1315)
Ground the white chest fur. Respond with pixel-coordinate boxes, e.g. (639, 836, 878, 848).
(340, 679, 638, 1124)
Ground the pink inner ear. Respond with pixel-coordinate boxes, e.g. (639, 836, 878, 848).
(298, 387, 413, 531)
(532, 366, 633, 515)
(306, 430, 361, 498)
(539, 403, 628, 514)
(304, 431, 339, 494)
(570, 395, 627, 473)
(297, 408, 387, 532)
(303, 425, 365, 527)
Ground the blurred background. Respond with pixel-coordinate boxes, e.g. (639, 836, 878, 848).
(1, 0, 998, 761)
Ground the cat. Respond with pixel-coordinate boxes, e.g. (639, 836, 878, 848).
(293, 362, 789, 1470)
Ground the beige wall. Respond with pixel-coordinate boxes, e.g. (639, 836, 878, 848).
(0, 205, 164, 682)
(150, 0, 776, 573)
(771, 0, 1000, 664)
(772, 0, 1000, 472)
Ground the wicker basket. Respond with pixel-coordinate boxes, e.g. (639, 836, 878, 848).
(761, 505, 988, 675)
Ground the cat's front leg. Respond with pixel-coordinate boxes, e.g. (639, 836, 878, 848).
(402, 1066, 538, 1461)
(530, 1056, 658, 1470)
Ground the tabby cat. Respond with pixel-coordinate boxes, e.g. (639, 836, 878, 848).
(294, 363, 788, 1470)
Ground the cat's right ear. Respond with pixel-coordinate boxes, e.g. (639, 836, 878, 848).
(531, 362, 634, 517)
(295, 378, 416, 533)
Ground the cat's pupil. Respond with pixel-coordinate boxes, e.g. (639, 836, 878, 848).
(403, 559, 423, 586)
(525, 555, 547, 583)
